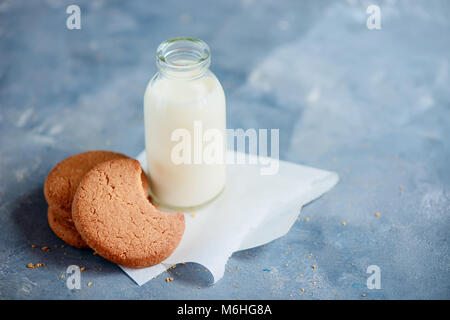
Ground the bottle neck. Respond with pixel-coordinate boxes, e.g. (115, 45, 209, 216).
(156, 37, 211, 80)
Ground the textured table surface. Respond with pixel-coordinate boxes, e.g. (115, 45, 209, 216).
(0, 0, 449, 299)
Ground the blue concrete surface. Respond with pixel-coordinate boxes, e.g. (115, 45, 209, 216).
(0, 0, 449, 299)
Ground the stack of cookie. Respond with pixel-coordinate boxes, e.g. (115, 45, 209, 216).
(43, 151, 185, 268)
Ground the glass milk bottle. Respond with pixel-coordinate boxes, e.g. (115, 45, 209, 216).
(144, 37, 226, 208)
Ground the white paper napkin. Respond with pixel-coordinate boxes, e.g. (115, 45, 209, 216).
(120, 151, 339, 286)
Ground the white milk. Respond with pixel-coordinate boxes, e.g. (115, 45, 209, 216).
(144, 38, 226, 208)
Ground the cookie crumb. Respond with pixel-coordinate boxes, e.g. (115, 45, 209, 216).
(308, 254, 312, 259)
(312, 265, 317, 270)
(399, 185, 404, 191)
(301, 288, 305, 292)
(27, 263, 46, 269)
(191, 212, 196, 218)
(41, 246, 50, 252)
(80, 267, 86, 271)
(341, 221, 347, 226)
(362, 293, 367, 297)
(165, 277, 174, 283)
(375, 212, 381, 217)
(87, 282, 93, 287)
(31, 244, 36, 248)
(305, 217, 310, 222)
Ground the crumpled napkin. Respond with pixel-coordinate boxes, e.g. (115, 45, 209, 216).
(120, 151, 339, 286)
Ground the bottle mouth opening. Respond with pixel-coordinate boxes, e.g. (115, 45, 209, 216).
(156, 37, 211, 75)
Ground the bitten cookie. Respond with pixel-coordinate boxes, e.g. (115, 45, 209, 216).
(44, 150, 149, 212)
(72, 159, 185, 268)
(44, 150, 149, 248)
(47, 207, 88, 248)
